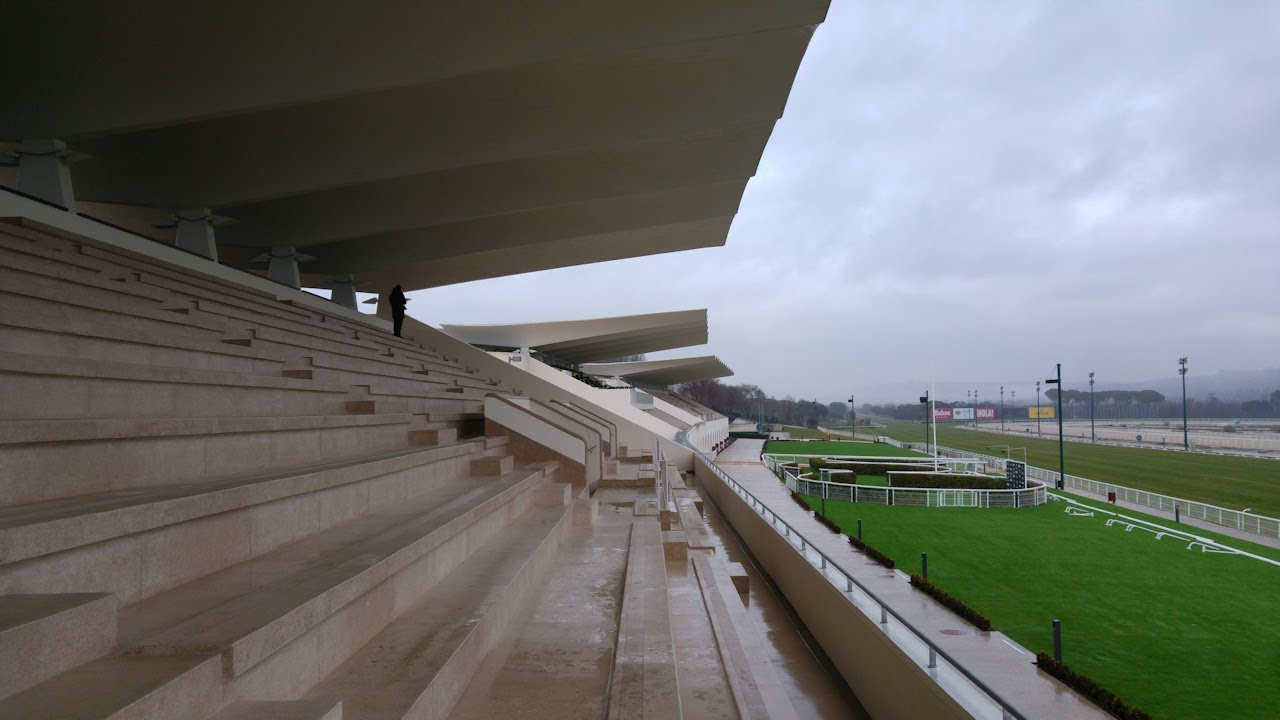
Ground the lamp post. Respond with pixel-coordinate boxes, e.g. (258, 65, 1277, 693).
(919, 392, 930, 453)
(848, 394, 855, 437)
(1045, 364, 1064, 488)
(1000, 386, 1005, 431)
(974, 388, 978, 425)
(1089, 372, 1096, 443)
(1035, 381, 1042, 436)
(1179, 357, 1189, 450)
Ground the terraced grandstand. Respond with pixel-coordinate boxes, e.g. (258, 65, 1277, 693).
(0, 3, 1150, 719)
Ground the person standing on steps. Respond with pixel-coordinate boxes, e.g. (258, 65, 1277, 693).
(390, 284, 408, 337)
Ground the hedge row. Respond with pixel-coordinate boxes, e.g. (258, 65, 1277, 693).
(1035, 653, 1156, 720)
(848, 535, 896, 569)
(887, 472, 1008, 490)
(813, 511, 842, 534)
(908, 574, 993, 631)
(810, 459, 925, 476)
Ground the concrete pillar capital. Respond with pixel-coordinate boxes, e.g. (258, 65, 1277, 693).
(1, 139, 86, 210)
(328, 274, 359, 308)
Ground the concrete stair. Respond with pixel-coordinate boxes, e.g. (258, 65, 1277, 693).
(209, 700, 342, 720)
(0, 350, 352, 421)
(0, 413, 421, 507)
(118, 465, 553, 690)
(606, 520, 681, 719)
(0, 306, 290, 376)
(0, 442, 487, 601)
(303, 502, 570, 719)
(0, 654, 223, 720)
(0, 593, 117, 697)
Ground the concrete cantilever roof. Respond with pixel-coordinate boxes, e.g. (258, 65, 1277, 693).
(441, 309, 707, 366)
(579, 356, 734, 387)
(1, 1, 829, 293)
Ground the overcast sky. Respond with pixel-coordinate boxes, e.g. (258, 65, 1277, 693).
(393, 1, 1280, 405)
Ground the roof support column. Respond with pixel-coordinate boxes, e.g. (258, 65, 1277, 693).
(268, 246, 303, 289)
(375, 291, 393, 321)
(173, 208, 219, 261)
(329, 274, 358, 309)
(3, 140, 78, 210)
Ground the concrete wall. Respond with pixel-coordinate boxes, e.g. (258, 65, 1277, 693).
(693, 456, 972, 720)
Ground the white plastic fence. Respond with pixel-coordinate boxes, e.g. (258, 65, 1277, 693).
(890, 442, 1280, 541)
(765, 457, 1047, 509)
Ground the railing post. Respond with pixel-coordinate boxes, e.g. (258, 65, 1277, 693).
(1052, 619, 1062, 662)
(880, 605, 888, 624)
(928, 647, 937, 668)
(921, 552, 928, 581)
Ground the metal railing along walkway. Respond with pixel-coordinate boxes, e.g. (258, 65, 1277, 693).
(686, 443, 1029, 720)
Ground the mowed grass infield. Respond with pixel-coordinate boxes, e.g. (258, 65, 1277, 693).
(761, 437, 1280, 718)
(866, 420, 1280, 517)
(797, 494, 1280, 720)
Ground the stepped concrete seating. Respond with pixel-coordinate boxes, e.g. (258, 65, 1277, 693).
(0, 224, 808, 719)
(606, 520, 681, 719)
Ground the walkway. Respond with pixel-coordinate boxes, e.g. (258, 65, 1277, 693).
(712, 440, 1110, 720)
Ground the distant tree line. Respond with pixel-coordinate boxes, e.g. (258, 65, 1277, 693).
(676, 379, 841, 428)
(863, 388, 1280, 420)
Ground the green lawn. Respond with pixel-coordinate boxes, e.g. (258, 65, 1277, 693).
(800, 494, 1280, 720)
(869, 420, 1280, 517)
(764, 439, 928, 458)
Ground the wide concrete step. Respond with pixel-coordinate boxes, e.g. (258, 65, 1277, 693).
(691, 554, 799, 720)
(75, 240, 314, 321)
(606, 520, 681, 720)
(304, 502, 570, 720)
(0, 413, 421, 507)
(287, 353, 456, 393)
(0, 270, 228, 341)
(120, 466, 552, 687)
(0, 350, 352, 421)
(209, 700, 343, 720)
(344, 383, 488, 416)
(0, 245, 170, 303)
(1, 440, 483, 602)
(0, 306, 290, 376)
(0, 593, 117, 698)
(178, 297, 366, 350)
(0, 654, 222, 720)
(230, 325, 421, 373)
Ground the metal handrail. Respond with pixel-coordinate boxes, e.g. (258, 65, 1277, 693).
(685, 443, 1029, 720)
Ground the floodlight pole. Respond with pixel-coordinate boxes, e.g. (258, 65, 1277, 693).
(1179, 357, 1189, 450)
(848, 395, 856, 437)
(920, 392, 930, 453)
(1000, 386, 1005, 432)
(973, 388, 978, 426)
(1036, 381, 1042, 436)
(1089, 372, 1095, 443)
(1045, 364, 1064, 489)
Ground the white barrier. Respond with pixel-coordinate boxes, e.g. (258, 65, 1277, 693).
(896, 442, 1280, 542)
(766, 458, 1047, 509)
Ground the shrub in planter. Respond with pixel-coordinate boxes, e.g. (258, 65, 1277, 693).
(1035, 653, 1155, 720)
(909, 574, 992, 631)
(847, 535, 895, 569)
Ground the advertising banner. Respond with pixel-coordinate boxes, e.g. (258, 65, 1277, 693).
(932, 408, 953, 421)
(976, 407, 996, 419)
(952, 407, 974, 420)
(1028, 406, 1055, 419)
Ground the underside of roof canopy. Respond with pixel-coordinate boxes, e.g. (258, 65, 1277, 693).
(580, 356, 734, 387)
(441, 309, 708, 366)
(1, 0, 829, 292)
